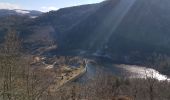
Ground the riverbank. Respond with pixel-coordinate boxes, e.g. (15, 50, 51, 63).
(48, 64, 87, 92)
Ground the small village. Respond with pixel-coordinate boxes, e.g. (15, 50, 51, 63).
(30, 55, 87, 93)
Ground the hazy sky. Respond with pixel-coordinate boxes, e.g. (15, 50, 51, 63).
(0, 0, 104, 12)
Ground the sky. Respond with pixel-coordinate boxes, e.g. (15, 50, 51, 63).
(0, 0, 104, 12)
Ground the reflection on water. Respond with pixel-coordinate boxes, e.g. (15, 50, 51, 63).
(116, 64, 170, 81)
(76, 62, 170, 83)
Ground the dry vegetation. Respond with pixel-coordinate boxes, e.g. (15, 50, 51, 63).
(1, 30, 170, 100)
(55, 73, 170, 100)
(0, 29, 86, 100)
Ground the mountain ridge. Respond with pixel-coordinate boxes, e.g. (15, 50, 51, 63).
(1, 0, 170, 67)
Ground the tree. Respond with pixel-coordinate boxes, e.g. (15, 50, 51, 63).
(0, 29, 21, 100)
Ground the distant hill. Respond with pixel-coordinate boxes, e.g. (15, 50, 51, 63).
(0, 9, 42, 18)
(0, 4, 100, 53)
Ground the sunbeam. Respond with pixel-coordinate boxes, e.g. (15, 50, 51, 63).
(89, 0, 137, 52)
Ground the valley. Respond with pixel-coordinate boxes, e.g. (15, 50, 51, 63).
(1, 0, 170, 99)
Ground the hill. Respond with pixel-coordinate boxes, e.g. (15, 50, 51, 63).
(1, 0, 170, 68)
(0, 9, 42, 18)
